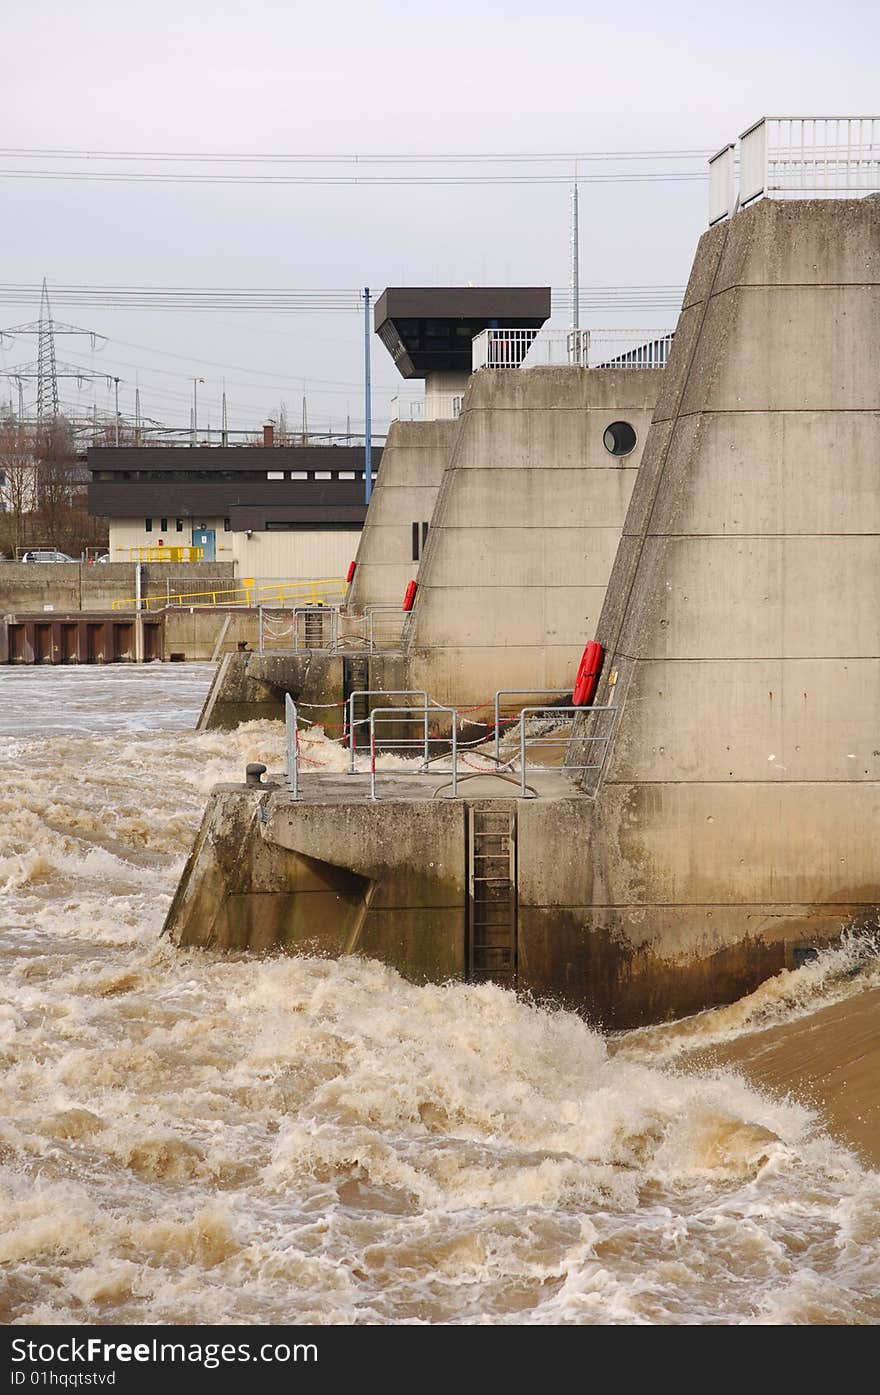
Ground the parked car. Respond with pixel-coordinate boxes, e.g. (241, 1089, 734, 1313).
(20, 549, 77, 563)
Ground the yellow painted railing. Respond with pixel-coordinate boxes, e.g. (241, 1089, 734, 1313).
(123, 546, 206, 563)
(111, 577, 347, 612)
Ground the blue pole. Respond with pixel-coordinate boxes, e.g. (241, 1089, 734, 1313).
(364, 286, 372, 505)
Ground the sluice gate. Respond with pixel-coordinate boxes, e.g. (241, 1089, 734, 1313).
(1, 614, 165, 664)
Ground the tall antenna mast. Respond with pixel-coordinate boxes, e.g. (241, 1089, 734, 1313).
(135, 386, 142, 446)
(221, 389, 228, 446)
(302, 394, 308, 447)
(569, 170, 579, 365)
(37, 278, 59, 419)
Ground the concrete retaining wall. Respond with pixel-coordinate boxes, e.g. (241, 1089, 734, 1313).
(0, 562, 235, 613)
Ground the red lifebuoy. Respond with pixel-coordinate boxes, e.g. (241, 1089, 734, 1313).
(346, 560, 357, 583)
(402, 580, 418, 612)
(572, 641, 604, 707)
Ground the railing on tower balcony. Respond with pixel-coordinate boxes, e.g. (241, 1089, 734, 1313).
(709, 117, 880, 224)
(389, 394, 464, 422)
(474, 328, 673, 370)
(471, 327, 541, 370)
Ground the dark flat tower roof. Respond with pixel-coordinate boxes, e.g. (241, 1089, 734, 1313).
(375, 286, 551, 378)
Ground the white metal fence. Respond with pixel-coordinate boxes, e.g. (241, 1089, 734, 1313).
(569, 329, 674, 369)
(474, 327, 673, 371)
(709, 116, 880, 223)
(390, 394, 464, 421)
(472, 328, 541, 370)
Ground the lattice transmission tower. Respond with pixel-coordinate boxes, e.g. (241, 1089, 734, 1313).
(0, 278, 107, 426)
(37, 278, 59, 419)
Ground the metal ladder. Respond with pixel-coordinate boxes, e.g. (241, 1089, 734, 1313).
(342, 655, 370, 750)
(468, 804, 517, 986)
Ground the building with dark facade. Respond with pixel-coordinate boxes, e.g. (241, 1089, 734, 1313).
(87, 443, 380, 578)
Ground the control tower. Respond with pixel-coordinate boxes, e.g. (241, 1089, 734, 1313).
(374, 286, 550, 418)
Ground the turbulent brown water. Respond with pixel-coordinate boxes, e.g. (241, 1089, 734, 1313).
(1, 666, 879, 1326)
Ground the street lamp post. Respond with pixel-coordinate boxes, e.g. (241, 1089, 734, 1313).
(192, 377, 205, 446)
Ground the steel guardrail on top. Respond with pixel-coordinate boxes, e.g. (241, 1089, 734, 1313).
(709, 116, 880, 223)
(111, 576, 347, 612)
(282, 686, 618, 802)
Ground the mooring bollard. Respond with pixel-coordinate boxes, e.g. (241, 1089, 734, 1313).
(245, 762, 267, 788)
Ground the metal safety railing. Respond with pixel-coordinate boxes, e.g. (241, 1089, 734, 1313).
(112, 576, 347, 612)
(390, 394, 464, 422)
(346, 690, 429, 771)
(472, 328, 541, 370)
(492, 689, 572, 762)
(709, 116, 880, 223)
(285, 693, 300, 799)
(282, 685, 618, 802)
(571, 329, 674, 369)
(367, 706, 459, 800)
(123, 545, 205, 563)
(515, 705, 616, 798)
(256, 603, 409, 654)
(474, 327, 672, 370)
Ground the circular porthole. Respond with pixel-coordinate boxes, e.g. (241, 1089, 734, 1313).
(603, 421, 637, 457)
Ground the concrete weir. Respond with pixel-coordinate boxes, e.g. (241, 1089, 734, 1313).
(170, 197, 880, 1026)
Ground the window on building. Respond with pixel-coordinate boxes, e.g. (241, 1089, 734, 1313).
(145, 518, 153, 532)
(290, 471, 308, 480)
(176, 519, 184, 532)
(315, 471, 332, 480)
(267, 471, 284, 480)
(337, 471, 355, 480)
(160, 518, 168, 532)
(411, 521, 430, 561)
(223, 518, 231, 532)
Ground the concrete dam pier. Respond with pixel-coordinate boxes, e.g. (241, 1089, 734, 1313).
(168, 191, 880, 1027)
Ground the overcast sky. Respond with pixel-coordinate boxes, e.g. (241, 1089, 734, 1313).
(1, 0, 877, 439)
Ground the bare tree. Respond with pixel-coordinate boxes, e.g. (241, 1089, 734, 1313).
(0, 418, 37, 556)
(34, 420, 81, 548)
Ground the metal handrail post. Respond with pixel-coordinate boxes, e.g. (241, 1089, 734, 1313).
(348, 691, 357, 772)
(285, 693, 301, 799)
(423, 704, 429, 770)
(258, 606, 264, 654)
(369, 711, 378, 801)
(520, 711, 527, 798)
(451, 711, 458, 797)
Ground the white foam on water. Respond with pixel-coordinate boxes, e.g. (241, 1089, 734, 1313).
(0, 665, 877, 1325)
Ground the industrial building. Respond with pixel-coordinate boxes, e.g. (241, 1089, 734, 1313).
(86, 439, 381, 580)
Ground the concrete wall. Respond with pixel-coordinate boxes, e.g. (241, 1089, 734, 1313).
(0, 562, 235, 613)
(347, 419, 458, 610)
(165, 783, 467, 981)
(405, 366, 659, 706)
(565, 196, 880, 1010)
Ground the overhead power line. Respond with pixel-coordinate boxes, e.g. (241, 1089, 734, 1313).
(0, 284, 685, 314)
(0, 169, 706, 187)
(0, 146, 712, 163)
